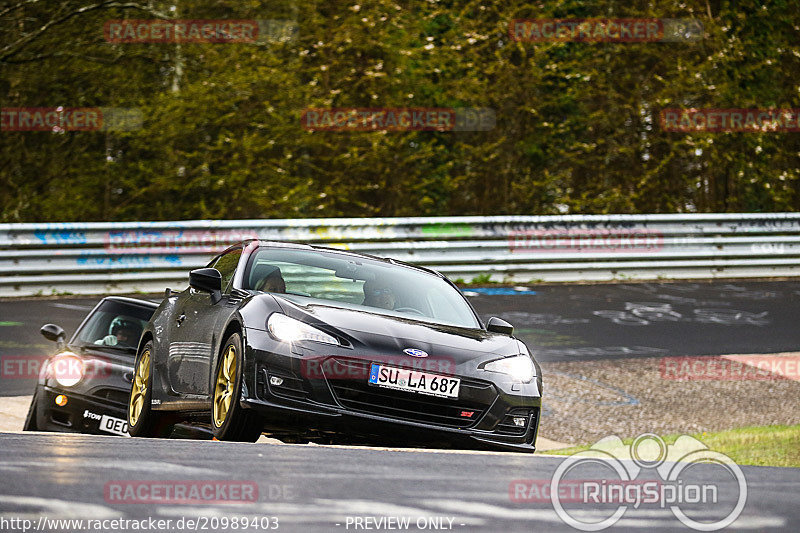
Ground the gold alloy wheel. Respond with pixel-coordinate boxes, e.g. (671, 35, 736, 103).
(213, 345, 237, 427)
(129, 349, 150, 427)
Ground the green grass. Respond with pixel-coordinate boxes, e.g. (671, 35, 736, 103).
(469, 273, 494, 284)
(547, 424, 800, 468)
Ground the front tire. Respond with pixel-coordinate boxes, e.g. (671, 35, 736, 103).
(212, 333, 262, 442)
(128, 341, 174, 437)
(22, 389, 40, 431)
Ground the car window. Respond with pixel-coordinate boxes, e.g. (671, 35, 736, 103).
(211, 248, 242, 293)
(244, 247, 480, 328)
(249, 259, 365, 302)
(73, 300, 154, 353)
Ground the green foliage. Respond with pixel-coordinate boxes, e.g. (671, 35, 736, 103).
(548, 424, 800, 468)
(470, 273, 493, 284)
(1, 0, 799, 222)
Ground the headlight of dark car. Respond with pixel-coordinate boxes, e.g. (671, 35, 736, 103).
(267, 313, 339, 346)
(481, 355, 536, 383)
(50, 352, 85, 387)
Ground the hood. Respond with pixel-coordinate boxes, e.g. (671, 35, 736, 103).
(276, 297, 521, 365)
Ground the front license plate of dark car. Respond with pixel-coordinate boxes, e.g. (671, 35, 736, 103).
(368, 364, 460, 398)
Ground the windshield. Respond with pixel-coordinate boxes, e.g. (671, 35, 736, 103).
(244, 247, 480, 329)
(72, 300, 154, 354)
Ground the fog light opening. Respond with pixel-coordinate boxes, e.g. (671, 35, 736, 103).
(269, 376, 284, 386)
(512, 416, 527, 427)
(54, 394, 68, 407)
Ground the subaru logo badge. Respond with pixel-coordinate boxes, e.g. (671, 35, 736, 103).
(403, 348, 428, 358)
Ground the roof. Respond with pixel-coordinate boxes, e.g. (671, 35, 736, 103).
(102, 296, 160, 308)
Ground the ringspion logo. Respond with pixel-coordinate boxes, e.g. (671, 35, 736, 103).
(544, 434, 747, 531)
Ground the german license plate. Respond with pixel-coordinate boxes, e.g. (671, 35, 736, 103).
(368, 364, 460, 398)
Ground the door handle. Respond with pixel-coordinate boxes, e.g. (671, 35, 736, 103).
(176, 314, 186, 326)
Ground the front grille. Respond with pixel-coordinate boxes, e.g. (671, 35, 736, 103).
(91, 388, 129, 406)
(50, 409, 72, 427)
(325, 358, 496, 428)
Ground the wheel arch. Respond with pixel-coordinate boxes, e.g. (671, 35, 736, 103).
(137, 330, 154, 355)
(209, 318, 245, 395)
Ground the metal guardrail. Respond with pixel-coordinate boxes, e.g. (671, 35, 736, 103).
(1, 214, 799, 296)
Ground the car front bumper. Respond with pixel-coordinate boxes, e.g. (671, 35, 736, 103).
(242, 329, 542, 452)
(32, 385, 130, 436)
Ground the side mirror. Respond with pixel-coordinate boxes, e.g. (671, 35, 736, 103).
(41, 323, 66, 350)
(486, 317, 513, 335)
(189, 268, 223, 304)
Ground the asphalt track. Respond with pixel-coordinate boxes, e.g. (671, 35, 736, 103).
(1, 280, 799, 396)
(0, 431, 797, 532)
(0, 281, 799, 532)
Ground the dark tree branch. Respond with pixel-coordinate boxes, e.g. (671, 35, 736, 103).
(0, 1, 170, 63)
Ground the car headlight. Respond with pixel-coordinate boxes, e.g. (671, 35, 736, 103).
(267, 313, 338, 345)
(51, 352, 84, 387)
(482, 355, 535, 383)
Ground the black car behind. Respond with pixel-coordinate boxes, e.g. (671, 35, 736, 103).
(23, 296, 157, 436)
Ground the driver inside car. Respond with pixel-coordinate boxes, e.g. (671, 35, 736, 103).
(255, 266, 286, 294)
(95, 318, 141, 347)
(362, 280, 396, 310)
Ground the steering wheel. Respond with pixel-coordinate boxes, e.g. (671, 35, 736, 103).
(395, 307, 425, 316)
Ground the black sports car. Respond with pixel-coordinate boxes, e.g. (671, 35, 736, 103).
(129, 240, 543, 451)
(23, 296, 158, 436)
